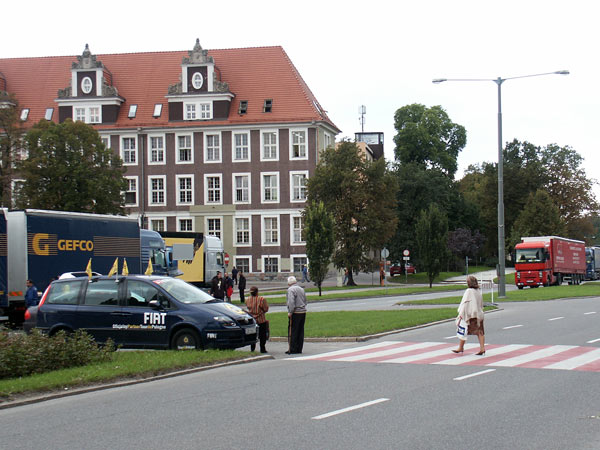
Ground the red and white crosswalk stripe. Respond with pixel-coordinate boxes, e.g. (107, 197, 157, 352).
(290, 341, 600, 372)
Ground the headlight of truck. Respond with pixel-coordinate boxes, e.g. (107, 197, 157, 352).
(539, 271, 543, 278)
(213, 316, 238, 328)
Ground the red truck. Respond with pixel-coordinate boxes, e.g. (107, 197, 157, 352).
(514, 236, 586, 289)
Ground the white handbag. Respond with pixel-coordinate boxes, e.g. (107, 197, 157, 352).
(456, 317, 468, 341)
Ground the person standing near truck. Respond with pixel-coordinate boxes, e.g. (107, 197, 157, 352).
(231, 266, 239, 286)
(25, 279, 39, 307)
(210, 271, 225, 301)
(238, 271, 247, 304)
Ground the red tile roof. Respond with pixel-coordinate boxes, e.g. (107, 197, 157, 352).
(0, 46, 338, 132)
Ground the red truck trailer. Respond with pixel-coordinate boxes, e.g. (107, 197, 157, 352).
(514, 236, 586, 289)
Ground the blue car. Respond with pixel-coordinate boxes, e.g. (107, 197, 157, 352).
(24, 275, 258, 350)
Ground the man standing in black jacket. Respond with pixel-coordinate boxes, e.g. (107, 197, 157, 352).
(238, 271, 247, 303)
(210, 271, 225, 300)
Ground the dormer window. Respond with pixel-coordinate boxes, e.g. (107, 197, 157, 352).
(238, 101, 248, 115)
(81, 77, 93, 94)
(192, 72, 204, 90)
(153, 104, 163, 118)
(20, 109, 29, 121)
(184, 101, 212, 120)
(128, 104, 138, 119)
(73, 106, 101, 123)
(45, 108, 54, 120)
(264, 99, 273, 113)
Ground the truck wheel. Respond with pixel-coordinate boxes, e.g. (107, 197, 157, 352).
(171, 328, 202, 350)
(517, 286, 524, 290)
(556, 274, 562, 286)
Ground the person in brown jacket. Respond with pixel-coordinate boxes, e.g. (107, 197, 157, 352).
(246, 286, 269, 353)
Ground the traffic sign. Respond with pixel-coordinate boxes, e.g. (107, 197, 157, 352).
(403, 249, 410, 257)
(381, 248, 389, 258)
(224, 253, 230, 266)
(403, 256, 410, 261)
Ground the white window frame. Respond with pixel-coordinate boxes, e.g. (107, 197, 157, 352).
(204, 132, 222, 163)
(81, 77, 93, 94)
(261, 172, 280, 204)
(184, 101, 212, 120)
(176, 174, 194, 206)
(205, 216, 223, 240)
(178, 217, 194, 232)
(290, 214, 306, 245)
(192, 72, 204, 90)
(124, 176, 138, 207)
(291, 254, 308, 273)
(260, 130, 279, 161)
(290, 170, 309, 203)
(235, 256, 252, 274)
(232, 131, 251, 162)
(176, 134, 194, 164)
(148, 175, 166, 206)
(121, 135, 137, 166)
(73, 105, 102, 124)
(204, 174, 223, 205)
(289, 128, 308, 160)
(234, 216, 252, 247)
(149, 218, 166, 232)
(148, 134, 166, 165)
(232, 173, 251, 205)
(262, 215, 280, 246)
(199, 103, 212, 119)
(261, 255, 281, 273)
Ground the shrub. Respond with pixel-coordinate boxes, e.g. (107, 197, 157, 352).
(0, 330, 115, 380)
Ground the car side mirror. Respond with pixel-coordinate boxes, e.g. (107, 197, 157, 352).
(149, 300, 161, 310)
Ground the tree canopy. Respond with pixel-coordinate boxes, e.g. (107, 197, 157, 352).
(16, 119, 127, 214)
(307, 141, 398, 285)
(303, 201, 335, 296)
(0, 95, 25, 207)
(415, 204, 448, 287)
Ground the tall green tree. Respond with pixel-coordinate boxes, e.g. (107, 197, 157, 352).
(16, 119, 127, 214)
(307, 141, 398, 286)
(303, 201, 335, 296)
(415, 204, 448, 287)
(0, 94, 25, 207)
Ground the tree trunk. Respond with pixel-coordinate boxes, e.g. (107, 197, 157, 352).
(346, 271, 357, 286)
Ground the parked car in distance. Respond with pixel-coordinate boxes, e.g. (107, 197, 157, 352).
(405, 263, 416, 274)
(23, 275, 257, 350)
(390, 263, 404, 276)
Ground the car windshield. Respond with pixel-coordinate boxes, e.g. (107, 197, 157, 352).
(516, 248, 545, 263)
(152, 278, 218, 304)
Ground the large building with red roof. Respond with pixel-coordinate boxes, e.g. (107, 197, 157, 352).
(0, 40, 340, 277)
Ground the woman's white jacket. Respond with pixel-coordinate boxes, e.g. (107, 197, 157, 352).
(457, 288, 484, 324)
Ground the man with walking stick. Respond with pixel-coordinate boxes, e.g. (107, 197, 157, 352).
(285, 276, 307, 355)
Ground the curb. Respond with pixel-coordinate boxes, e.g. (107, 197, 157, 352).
(0, 354, 273, 410)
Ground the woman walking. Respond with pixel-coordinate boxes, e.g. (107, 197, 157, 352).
(452, 275, 485, 355)
(246, 286, 269, 353)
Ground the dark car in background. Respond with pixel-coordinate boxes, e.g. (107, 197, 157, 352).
(24, 275, 257, 350)
(389, 263, 416, 276)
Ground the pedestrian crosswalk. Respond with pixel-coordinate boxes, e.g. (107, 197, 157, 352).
(290, 341, 600, 372)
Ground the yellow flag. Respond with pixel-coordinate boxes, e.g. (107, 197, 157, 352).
(122, 258, 129, 276)
(145, 258, 153, 276)
(85, 258, 92, 279)
(108, 258, 118, 277)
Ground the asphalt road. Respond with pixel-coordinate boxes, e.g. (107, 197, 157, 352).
(2, 295, 600, 449)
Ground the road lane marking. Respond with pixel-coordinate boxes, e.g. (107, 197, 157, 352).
(444, 336, 457, 340)
(312, 398, 389, 420)
(503, 325, 523, 330)
(436, 344, 529, 365)
(548, 317, 565, 321)
(587, 338, 600, 344)
(585, 312, 597, 315)
(487, 345, 576, 367)
(544, 348, 600, 370)
(453, 369, 496, 381)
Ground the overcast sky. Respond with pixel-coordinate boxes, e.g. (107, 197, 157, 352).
(3, 0, 598, 197)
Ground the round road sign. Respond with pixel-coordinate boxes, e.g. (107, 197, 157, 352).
(224, 253, 230, 266)
(403, 249, 410, 257)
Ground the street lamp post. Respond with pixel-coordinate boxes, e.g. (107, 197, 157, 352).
(433, 70, 569, 297)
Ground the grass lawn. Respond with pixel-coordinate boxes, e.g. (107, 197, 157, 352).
(389, 266, 495, 285)
(237, 284, 466, 306)
(0, 349, 252, 400)
(400, 284, 600, 305)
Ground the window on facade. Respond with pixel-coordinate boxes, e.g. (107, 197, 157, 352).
(128, 105, 138, 119)
(186, 103, 196, 120)
(101, 137, 110, 149)
(179, 218, 193, 232)
(238, 100, 248, 114)
(177, 135, 192, 162)
(45, 108, 54, 121)
(264, 217, 278, 244)
(206, 134, 220, 162)
(153, 104, 163, 118)
(150, 136, 164, 163)
(200, 103, 211, 119)
(177, 176, 193, 204)
(150, 177, 165, 204)
(291, 173, 308, 201)
(20, 109, 29, 121)
(75, 107, 86, 122)
(125, 178, 137, 205)
(122, 138, 136, 164)
(291, 130, 307, 158)
(235, 257, 250, 274)
(192, 72, 204, 89)
(293, 256, 308, 273)
(81, 77, 93, 94)
(151, 219, 165, 232)
(235, 218, 250, 245)
(234, 175, 249, 203)
(264, 257, 278, 273)
(262, 174, 278, 202)
(207, 218, 222, 239)
(262, 132, 277, 160)
(263, 99, 273, 113)
(293, 216, 305, 244)
(206, 176, 221, 203)
(89, 107, 100, 123)
(234, 133, 249, 160)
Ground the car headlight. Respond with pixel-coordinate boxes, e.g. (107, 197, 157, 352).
(213, 316, 238, 327)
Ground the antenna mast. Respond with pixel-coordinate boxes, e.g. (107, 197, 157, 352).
(358, 105, 366, 133)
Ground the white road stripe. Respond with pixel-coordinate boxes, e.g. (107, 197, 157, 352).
(334, 342, 441, 362)
(487, 345, 576, 367)
(382, 344, 479, 364)
(444, 336, 457, 340)
(544, 348, 600, 370)
(548, 317, 564, 321)
(587, 338, 600, 344)
(436, 344, 530, 365)
(453, 369, 496, 381)
(291, 341, 400, 360)
(584, 312, 597, 315)
(503, 325, 523, 330)
(312, 398, 389, 420)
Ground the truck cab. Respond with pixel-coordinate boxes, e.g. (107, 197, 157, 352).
(514, 241, 551, 288)
(140, 229, 181, 277)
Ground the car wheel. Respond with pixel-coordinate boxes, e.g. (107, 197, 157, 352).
(171, 328, 202, 350)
